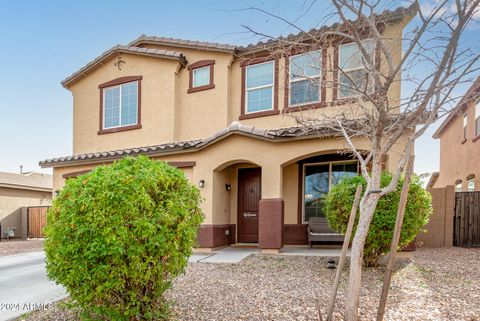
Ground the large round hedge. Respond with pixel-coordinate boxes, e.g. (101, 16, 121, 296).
(324, 172, 431, 266)
(44, 156, 203, 320)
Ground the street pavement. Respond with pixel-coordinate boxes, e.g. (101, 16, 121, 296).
(0, 251, 66, 321)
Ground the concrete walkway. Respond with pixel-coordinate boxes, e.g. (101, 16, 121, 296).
(189, 246, 346, 264)
(0, 251, 67, 321)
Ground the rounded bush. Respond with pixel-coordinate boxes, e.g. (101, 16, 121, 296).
(324, 172, 431, 266)
(44, 156, 203, 320)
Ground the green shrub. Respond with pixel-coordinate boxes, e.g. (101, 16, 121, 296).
(44, 156, 203, 320)
(324, 172, 431, 266)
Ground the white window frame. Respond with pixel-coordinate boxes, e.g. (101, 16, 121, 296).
(192, 66, 210, 88)
(475, 101, 480, 136)
(468, 178, 475, 191)
(289, 51, 322, 107)
(338, 40, 375, 99)
(302, 160, 359, 224)
(245, 61, 275, 114)
(463, 112, 468, 140)
(102, 81, 139, 130)
(456, 182, 462, 192)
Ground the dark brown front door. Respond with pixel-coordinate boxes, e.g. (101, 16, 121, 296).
(237, 168, 261, 243)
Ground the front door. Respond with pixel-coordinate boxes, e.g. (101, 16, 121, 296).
(237, 168, 261, 243)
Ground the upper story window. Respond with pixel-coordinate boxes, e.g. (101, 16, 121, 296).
(98, 76, 142, 135)
(476, 101, 480, 137)
(463, 112, 468, 140)
(456, 180, 463, 192)
(193, 67, 210, 87)
(289, 51, 321, 107)
(245, 61, 275, 113)
(468, 177, 475, 191)
(338, 41, 375, 98)
(188, 60, 215, 93)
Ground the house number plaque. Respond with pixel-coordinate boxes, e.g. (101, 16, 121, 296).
(243, 212, 257, 218)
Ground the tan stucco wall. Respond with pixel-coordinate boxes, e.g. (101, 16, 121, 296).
(417, 185, 455, 248)
(283, 163, 299, 224)
(52, 133, 407, 227)
(0, 187, 52, 238)
(434, 100, 480, 190)
(69, 53, 180, 154)
(66, 20, 407, 157)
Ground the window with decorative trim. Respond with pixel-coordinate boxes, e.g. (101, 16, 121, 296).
(475, 101, 480, 137)
(463, 112, 468, 140)
(289, 51, 321, 107)
(303, 160, 358, 223)
(188, 60, 215, 93)
(338, 41, 375, 98)
(468, 178, 475, 191)
(455, 180, 463, 192)
(245, 61, 275, 113)
(98, 76, 142, 135)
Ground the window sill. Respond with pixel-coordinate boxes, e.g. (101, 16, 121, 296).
(283, 102, 327, 113)
(98, 124, 142, 135)
(473, 135, 480, 142)
(188, 84, 215, 93)
(239, 110, 279, 120)
(332, 97, 360, 106)
(461, 138, 468, 144)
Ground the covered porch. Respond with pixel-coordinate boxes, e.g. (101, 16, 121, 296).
(197, 152, 364, 252)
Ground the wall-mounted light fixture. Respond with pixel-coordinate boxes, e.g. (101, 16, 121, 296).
(198, 180, 205, 188)
(225, 184, 231, 191)
(54, 190, 60, 197)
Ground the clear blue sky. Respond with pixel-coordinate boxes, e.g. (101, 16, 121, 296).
(0, 0, 474, 176)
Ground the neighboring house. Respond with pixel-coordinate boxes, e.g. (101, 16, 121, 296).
(0, 171, 52, 239)
(40, 6, 415, 251)
(432, 78, 480, 192)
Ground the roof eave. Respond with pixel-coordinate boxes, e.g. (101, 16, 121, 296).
(131, 39, 237, 54)
(61, 48, 186, 89)
(38, 125, 328, 168)
(0, 183, 52, 192)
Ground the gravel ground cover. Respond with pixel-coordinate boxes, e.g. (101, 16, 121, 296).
(0, 239, 44, 256)
(18, 247, 480, 321)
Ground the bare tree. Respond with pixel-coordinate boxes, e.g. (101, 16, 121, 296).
(241, 0, 480, 319)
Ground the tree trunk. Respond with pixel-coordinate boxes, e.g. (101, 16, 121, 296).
(345, 159, 383, 321)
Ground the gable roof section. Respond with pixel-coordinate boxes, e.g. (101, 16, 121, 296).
(39, 122, 341, 168)
(433, 77, 480, 139)
(0, 172, 52, 192)
(61, 45, 187, 88)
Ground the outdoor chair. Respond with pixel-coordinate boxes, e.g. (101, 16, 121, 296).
(307, 217, 344, 248)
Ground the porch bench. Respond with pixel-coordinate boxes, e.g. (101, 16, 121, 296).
(308, 217, 344, 248)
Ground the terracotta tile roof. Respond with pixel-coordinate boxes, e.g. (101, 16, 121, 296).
(61, 45, 187, 88)
(39, 122, 340, 168)
(236, 4, 417, 53)
(0, 172, 52, 191)
(129, 35, 237, 52)
(62, 4, 416, 88)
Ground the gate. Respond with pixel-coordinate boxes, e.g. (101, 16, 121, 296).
(28, 206, 50, 238)
(454, 192, 480, 247)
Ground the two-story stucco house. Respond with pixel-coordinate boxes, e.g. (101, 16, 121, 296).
(40, 6, 414, 251)
(431, 78, 480, 192)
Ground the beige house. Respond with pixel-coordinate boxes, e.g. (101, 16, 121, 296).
(40, 7, 414, 251)
(0, 172, 52, 239)
(431, 78, 480, 192)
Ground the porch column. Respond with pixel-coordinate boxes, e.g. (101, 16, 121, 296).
(259, 165, 284, 252)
